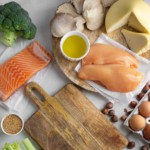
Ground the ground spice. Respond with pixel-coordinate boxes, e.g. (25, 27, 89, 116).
(3, 114, 22, 135)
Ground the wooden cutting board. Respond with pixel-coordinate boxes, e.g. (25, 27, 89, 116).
(24, 82, 128, 150)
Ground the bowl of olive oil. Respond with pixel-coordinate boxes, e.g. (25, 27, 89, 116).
(60, 31, 90, 61)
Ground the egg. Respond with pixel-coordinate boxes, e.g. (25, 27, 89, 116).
(129, 115, 146, 131)
(139, 101, 150, 117)
(143, 125, 150, 140)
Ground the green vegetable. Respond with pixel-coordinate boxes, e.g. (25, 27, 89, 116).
(22, 138, 36, 150)
(2, 142, 22, 150)
(2, 138, 36, 150)
(0, 1, 37, 47)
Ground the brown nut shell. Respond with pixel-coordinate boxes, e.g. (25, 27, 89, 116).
(121, 115, 126, 121)
(102, 108, 108, 114)
(137, 93, 144, 100)
(130, 101, 137, 108)
(143, 125, 150, 141)
(106, 102, 113, 109)
(141, 146, 149, 150)
(139, 101, 150, 117)
(129, 115, 146, 131)
(111, 115, 118, 122)
(142, 85, 149, 93)
(108, 110, 115, 116)
(127, 141, 135, 149)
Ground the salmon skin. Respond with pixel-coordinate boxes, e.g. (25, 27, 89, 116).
(0, 41, 52, 101)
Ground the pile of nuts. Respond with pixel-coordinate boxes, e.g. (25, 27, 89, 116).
(127, 142, 149, 150)
(102, 102, 118, 122)
(137, 83, 150, 101)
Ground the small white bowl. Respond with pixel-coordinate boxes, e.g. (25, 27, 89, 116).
(1, 113, 24, 136)
(60, 31, 90, 61)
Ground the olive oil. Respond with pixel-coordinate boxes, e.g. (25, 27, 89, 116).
(63, 35, 87, 58)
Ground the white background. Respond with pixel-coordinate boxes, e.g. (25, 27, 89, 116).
(0, 0, 150, 149)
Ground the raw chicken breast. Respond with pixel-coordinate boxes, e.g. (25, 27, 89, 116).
(82, 43, 139, 68)
(78, 65, 143, 93)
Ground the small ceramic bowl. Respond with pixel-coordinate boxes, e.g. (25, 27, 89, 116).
(1, 113, 24, 136)
(60, 31, 90, 61)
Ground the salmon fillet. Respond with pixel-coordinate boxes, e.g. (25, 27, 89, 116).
(78, 65, 143, 93)
(82, 43, 139, 68)
(0, 41, 52, 101)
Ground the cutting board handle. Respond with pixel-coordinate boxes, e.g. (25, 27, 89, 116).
(25, 81, 49, 108)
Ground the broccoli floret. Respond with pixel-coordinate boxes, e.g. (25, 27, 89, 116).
(0, 1, 37, 47)
(3, 18, 12, 29)
(13, 13, 31, 30)
(22, 23, 37, 40)
(0, 14, 5, 25)
(18, 9, 29, 18)
(4, 1, 21, 12)
(0, 6, 11, 17)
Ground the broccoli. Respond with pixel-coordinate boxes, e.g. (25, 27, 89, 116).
(0, 1, 37, 47)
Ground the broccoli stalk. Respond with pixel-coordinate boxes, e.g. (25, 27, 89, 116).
(0, 2, 37, 47)
(0, 25, 23, 47)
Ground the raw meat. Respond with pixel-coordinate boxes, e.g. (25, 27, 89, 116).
(78, 65, 143, 93)
(82, 43, 139, 68)
(0, 41, 52, 101)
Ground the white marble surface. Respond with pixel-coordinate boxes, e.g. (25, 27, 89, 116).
(0, 0, 150, 149)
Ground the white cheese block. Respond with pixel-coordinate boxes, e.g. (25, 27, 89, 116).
(121, 29, 150, 55)
(105, 0, 150, 34)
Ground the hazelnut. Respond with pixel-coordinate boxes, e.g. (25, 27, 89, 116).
(108, 110, 115, 116)
(141, 146, 148, 150)
(142, 85, 149, 93)
(121, 115, 126, 121)
(127, 141, 135, 149)
(124, 108, 128, 113)
(102, 108, 108, 115)
(106, 102, 113, 109)
(137, 93, 144, 100)
(130, 101, 137, 108)
(127, 111, 132, 116)
(111, 115, 118, 122)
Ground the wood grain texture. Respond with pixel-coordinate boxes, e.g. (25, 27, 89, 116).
(52, 12, 149, 92)
(25, 110, 73, 150)
(24, 82, 128, 150)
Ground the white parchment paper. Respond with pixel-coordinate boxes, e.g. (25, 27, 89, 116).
(75, 33, 150, 105)
(0, 38, 54, 112)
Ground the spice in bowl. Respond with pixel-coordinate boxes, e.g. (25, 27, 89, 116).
(2, 114, 23, 135)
